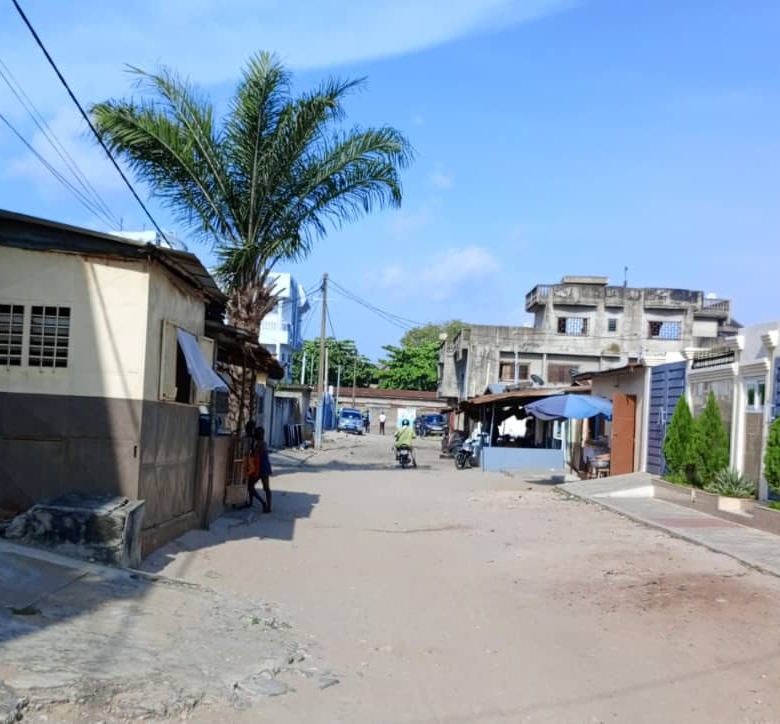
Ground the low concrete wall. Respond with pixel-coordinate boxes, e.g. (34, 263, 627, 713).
(653, 479, 754, 522)
(482, 446, 564, 472)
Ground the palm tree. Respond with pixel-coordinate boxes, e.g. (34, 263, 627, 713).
(90, 51, 413, 335)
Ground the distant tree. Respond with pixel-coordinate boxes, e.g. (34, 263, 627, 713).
(291, 338, 377, 388)
(764, 416, 780, 497)
(662, 396, 696, 482)
(377, 342, 440, 391)
(691, 391, 730, 486)
(400, 320, 466, 348)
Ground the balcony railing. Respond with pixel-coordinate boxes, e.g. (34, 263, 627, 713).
(525, 285, 551, 310)
(701, 298, 730, 312)
(260, 320, 292, 334)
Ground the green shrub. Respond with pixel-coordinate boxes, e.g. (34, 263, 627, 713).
(691, 391, 730, 486)
(704, 468, 756, 498)
(766, 501, 780, 511)
(764, 417, 780, 497)
(663, 396, 696, 482)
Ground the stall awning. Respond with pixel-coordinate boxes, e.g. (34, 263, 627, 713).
(177, 329, 228, 392)
(524, 394, 613, 421)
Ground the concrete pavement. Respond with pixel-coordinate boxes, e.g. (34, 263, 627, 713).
(562, 473, 780, 577)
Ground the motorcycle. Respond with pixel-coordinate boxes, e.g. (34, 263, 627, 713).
(454, 433, 486, 470)
(395, 444, 413, 469)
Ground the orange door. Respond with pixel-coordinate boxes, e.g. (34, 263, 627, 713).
(611, 394, 636, 475)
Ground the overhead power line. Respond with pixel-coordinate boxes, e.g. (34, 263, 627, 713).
(0, 109, 118, 227)
(11, 0, 170, 243)
(329, 278, 423, 330)
(0, 55, 120, 228)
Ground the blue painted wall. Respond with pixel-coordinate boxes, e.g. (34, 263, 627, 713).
(481, 446, 564, 472)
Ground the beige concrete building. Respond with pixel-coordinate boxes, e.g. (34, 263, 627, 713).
(438, 275, 739, 407)
(0, 210, 279, 553)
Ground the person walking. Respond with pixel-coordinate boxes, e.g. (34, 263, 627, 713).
(254, 426, 273, 513)
(379, 411, 386, 435)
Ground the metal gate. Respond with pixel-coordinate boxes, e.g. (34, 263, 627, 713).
(646, 361, 687, 475)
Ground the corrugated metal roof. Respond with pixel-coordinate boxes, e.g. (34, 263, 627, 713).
(334, 387, 439, 401)
(460, 384, 591, 409)
(574, 363, 646, 381)
(0, 208, 225, 303)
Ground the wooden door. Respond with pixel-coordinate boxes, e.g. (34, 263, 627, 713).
(611, 394, 636, 476)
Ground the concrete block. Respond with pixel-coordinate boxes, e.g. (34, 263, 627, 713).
(6, 493, 145, 568)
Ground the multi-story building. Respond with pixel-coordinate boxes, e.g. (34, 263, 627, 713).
(439, 275, 739, 404)
(259, 273, 310, 381)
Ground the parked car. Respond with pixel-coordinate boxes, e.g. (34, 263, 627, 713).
(414, 413, 446, 437)
(337, 407, 364, 435)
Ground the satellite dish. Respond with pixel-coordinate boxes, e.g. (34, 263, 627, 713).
(530, 374, 545, 386)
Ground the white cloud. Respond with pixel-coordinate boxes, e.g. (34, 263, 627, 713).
(373, 245, 500, 302)
(428, 165, 454, 190)
(0, 0, 577, 115)
(1, 104, 136, 228)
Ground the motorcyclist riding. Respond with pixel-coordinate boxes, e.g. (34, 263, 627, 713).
(394, 418, 417, 468)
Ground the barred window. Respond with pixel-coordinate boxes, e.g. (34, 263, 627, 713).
(29, 306, 70, 368)
(0, 304, 24, 366)
(648, 320, 681, 340)
(557, 317, 588, 335)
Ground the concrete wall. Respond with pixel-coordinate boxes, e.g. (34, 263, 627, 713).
(0, 392, 142, 511)
(142, 263, 207, 402)
(481, 446, 565, 472)
(0, 246, 149, 400)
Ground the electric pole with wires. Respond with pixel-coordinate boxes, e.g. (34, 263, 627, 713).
(315, 273, 328, 448)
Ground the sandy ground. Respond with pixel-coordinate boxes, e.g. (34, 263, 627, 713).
(7, 432, 780, 723)
(148, 433, 780, 723)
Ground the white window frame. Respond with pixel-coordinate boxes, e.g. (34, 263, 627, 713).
(0, 303, 25, 367)
(745, 378, 766, 413)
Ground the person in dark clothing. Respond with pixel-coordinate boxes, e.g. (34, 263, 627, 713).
(253, 426, 273, 513)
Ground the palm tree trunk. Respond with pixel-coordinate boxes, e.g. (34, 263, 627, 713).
(224, 278, 280, 431)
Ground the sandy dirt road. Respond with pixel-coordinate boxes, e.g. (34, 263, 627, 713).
(137, 432, 780, 724)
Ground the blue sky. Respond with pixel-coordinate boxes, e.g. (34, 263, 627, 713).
(1, 0, 778, 361)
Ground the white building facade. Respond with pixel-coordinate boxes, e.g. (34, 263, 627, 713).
(258, 273, 310, 381)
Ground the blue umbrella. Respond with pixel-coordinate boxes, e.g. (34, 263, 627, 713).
(524, 394, 613, 421)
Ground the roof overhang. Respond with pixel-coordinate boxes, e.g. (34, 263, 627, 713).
(205, 319, 284, 379)
(459, 383, 591, 417)
(0, 208, 225, 305)
(574, 363, 646, 382)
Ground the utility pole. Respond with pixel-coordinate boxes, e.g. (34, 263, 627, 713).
(300, 351, 306, 384)
(335, 364, 341, 417)
(352, 352, 357, 406)
(315, 273, 328, 448)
